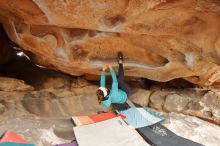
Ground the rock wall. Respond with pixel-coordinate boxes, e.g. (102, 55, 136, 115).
(1, 75, 220, 145)
(130, 87, 220, 125)
(0, 25, 14, 64)
(1, 0, 220, 86)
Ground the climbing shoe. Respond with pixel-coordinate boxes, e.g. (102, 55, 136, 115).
(117, 52, 123, 64)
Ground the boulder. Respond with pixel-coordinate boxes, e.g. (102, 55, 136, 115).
(0, 77, 33, 91)
(147, 88, 220, 125)
(129, 89, 151, 107)
(0, 0, 220, 86)
(164, 93, 191, 112)
(0, 103, 5, 114)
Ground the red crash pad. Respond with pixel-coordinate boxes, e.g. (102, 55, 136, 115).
(0, 131, 30, 144)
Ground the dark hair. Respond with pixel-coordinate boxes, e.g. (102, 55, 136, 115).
(96, 88, 110, 104)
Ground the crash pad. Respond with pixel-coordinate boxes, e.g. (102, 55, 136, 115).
(0, 142, 35, 146)
(0, 131, 30, 144)
(72, 112, 125, 126)
(137, 123, 203, 146)
(73, 117, 150, 146)
(113, 101, 203, 146)
(117, 107, 164, 128)
(53, 141, 78, 146)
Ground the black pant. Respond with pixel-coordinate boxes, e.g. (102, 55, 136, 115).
(118, 63, 131, 96)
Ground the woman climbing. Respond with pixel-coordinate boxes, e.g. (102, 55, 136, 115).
(96, 52, 131, 107)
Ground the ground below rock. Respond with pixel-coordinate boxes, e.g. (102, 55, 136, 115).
(164, 113, 220, 146)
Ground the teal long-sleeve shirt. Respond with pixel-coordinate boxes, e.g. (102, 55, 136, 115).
(100, 69, 127, 107)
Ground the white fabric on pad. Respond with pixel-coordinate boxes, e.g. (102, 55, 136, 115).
(73, 117, 150, 146)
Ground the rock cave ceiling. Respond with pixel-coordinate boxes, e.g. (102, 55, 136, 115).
(0, 0, 220, 86)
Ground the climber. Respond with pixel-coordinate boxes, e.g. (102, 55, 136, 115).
(96, 52, 131, 107)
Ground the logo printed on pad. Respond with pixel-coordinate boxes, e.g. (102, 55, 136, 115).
(152, 126, 168, 136)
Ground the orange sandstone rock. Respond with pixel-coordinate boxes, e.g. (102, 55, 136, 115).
(0, 0, 220, 86)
